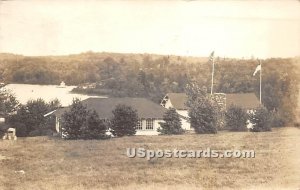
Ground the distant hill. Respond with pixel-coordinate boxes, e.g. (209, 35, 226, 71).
(0, 51, 299, 123)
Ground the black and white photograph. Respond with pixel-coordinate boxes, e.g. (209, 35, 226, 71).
(0, 0, 300, 189)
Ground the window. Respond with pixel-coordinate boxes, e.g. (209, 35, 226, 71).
(146, 119, 154, 130)
(136, 120, 142, 130)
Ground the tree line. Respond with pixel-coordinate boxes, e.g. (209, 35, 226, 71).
(0, 52, 299, 125)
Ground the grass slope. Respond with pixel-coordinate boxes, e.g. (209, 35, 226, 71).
(0, 127, 299, 190)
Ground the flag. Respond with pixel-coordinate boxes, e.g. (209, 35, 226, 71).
(253, 64, 261, 76)
(209, 51, 214, 62)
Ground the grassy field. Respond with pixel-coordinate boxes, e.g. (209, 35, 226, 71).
(0, 127, 299, 190)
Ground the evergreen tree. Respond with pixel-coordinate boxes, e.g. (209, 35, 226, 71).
(61, 99, 88, 139)
(111, 104, 138, 137)
(84, 110, 107, 139)
(249, 106, 272, 132)
(186, 84, 218, 134)
(225, 105, 248, 131)
(0, 89, 19, 116)
(7, 98, 61, 136)
(158, 108, 184, 135)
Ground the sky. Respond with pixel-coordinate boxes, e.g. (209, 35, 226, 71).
(0, 0, 300, 58)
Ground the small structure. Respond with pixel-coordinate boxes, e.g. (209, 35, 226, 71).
(57, 81, 66, 88)
(2, 128, 17, 140)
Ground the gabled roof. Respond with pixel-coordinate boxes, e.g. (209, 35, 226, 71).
(166, 93, 188, 110)
(166, 92, 260, 110)
(226, 93, 260, 110)
(54, 98, 167, 119)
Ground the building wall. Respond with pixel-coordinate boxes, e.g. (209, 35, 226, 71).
(180, 117, 191, 130)
(55, 117, 60, 133)
(164, 99, 173, 109)
(176, 110, 191, 130)
(176, 110, 189, 117)
(135, 119, 163, 135)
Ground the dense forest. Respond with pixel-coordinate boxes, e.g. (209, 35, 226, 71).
(0, 52, 299, 123)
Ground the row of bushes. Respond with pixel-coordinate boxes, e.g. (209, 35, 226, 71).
(225, 105, 273, 132)
(158, 105, 276, 135)
(61, 99, 138, 139)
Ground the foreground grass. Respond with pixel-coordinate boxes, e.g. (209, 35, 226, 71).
(0, 127, 299, 190)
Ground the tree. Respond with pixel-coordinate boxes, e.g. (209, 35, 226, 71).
(7, 98, 57, 136)
(158, 108, 184, 135)
(110, 104, 138, 137)
(225, 105, 248, 131)
(61, 99, 88, 139)
(84, 110, 107, 139)
(61, 99, 107, 139)
(186, 84, 218, 134)
(249, 106, 272, 132)
(0, 89, 19, 116)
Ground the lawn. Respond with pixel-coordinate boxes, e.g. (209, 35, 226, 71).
(0, 127, 299, 190)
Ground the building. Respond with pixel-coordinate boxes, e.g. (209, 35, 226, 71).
(53, 98, 167, 136)
(161, 92, 261, 129)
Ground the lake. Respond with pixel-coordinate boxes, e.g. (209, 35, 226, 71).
(2, 84, 106, 107)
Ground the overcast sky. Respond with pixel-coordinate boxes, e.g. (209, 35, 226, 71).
(0, 0, 300, 58)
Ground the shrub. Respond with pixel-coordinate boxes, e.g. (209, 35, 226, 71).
(0, 123, 7, 137)
(270, 112, 285, 128)
(61, 99, 88, 139)
(14, 122, 29, 137)
(61, 99, 107, 139)
(249, 106, 272, 132)
(186, 84, 218, 134)
(7, 98, 61, 137)
(84, 110, 107, 139)
(225, 105, 248, 131)
(188, 97, 218, 134)
(158, 108, 184, 135)
(111, 104, 138, 137)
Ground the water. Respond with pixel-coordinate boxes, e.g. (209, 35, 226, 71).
(2, 84, 106, 107)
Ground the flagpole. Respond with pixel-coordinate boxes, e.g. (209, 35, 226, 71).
(260, 60, 262, 104)
(211, 55, 214, 95)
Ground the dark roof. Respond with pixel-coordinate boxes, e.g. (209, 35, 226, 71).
(226, 93, 260, 110)
(54, 98, 167, 119)
(167, 93, 188, 110)
(166, 93, 260, 110)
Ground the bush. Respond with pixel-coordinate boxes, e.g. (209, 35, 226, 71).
(249, 106, 272, 132)
(83, 110, 107, 139)
(111, 104, 138, 137)
(29, 129, 54, 136)
(225, 105, 248, 131)
(61, 99, 88, 139)
(7, 98, 61, 137)
(158, 108, 184, 135)
(15, 122, 29, 137)
(188, 97, 218, 134)
(186, 84, 218, 134)
(61, 99, 107, 139)
(270, 112, 285, 128)
(0, 123, 7, 137)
